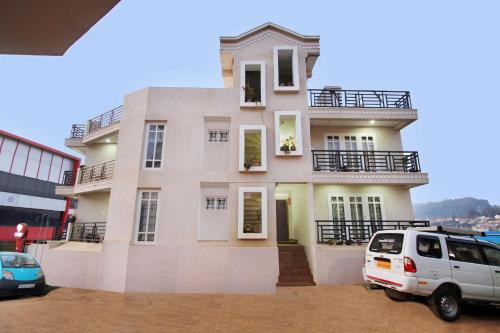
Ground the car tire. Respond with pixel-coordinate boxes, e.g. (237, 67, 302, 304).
(429, 288, 461, 322)
(384, 288, 410, 301)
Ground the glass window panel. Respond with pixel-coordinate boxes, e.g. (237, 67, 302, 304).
(137, 234, 145, 241)
(147, 234, 155, 242)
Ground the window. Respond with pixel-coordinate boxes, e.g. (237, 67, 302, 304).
(238, 187, 267, 239)
(447, 241, 484, 264)
(273, 46, 299, 91)
(144, 124, 165, 169)
(208, 130, 229, 143)
(274, 111, 302, 156)
(481, 246, 500, 266)
(369, 233, 404, 254)
(0, 254, 39, 268)
(205, 196, 227, 210)
(239, 125, 267, 172)
(417, 236, 442, 259)
(240, 61, 266, 107)
(135, 191, 159, 243)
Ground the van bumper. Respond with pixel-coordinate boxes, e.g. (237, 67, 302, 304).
(0, 278, 46, 297)
(364, 274, 418, 294)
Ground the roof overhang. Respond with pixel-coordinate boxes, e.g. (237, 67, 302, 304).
(0, 0, 120, 55)
(220, 22, 320, 45)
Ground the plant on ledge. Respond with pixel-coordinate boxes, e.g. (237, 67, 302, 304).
(242, 83, 262, 107)
(280, 136, 296, 153)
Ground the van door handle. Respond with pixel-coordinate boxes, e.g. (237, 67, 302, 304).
(453, 265, 460, 269)
(495, 270, 500, 274)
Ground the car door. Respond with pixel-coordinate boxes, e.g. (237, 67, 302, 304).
(480, 245, 500, 299)
(446, 241, 494, 300)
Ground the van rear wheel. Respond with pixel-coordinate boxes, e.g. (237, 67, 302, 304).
(384, 288, 410, 301)
(430, 288, 461, 321)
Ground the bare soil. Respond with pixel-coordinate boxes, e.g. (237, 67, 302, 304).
(0, 285, 498, 332)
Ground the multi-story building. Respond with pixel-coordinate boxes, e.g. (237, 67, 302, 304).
(0, 130, 79, 249)
(36, 23, 429, 293)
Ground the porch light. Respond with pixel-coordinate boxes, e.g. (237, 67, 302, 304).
(370, 120, 375, 124)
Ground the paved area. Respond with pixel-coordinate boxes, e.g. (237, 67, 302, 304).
(0, 285, 498, 332)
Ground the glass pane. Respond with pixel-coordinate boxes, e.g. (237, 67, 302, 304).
(149, 124, 156, 131)
(145, 161, 153, 168)
(142, 192, 150, 199)
(147, 219, 156, 232)
(153, 161, 161, 168)
(146, 141, 155, 160)
(243, 192, 262, 233)
(137, 234, 145, 241)
(147, 234, 155, 242)
(154, 141, 163, 160)
(150, 192, 158, 200)
(157, 125, 164, 131)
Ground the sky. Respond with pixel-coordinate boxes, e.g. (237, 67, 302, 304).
(0, 0, 499, 205)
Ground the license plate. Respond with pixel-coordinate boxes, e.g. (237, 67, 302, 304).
(376, 260, 391, 270)
(18, 284, 35, 289)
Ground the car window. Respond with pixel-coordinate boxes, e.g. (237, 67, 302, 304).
(369, 233, 404, 254)
(482, 246, 500, 267)
(0, 254, 39, 268)
(447, 242, 484, 265)
(417, 235, 442, 259)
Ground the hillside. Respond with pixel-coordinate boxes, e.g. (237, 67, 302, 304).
(414, 197, 500, 219)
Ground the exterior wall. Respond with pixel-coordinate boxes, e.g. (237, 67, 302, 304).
(314, 246, 365, 284)
(83, 143, 117, 166)
(313, 184, 414, 220)
(75, 192, 110, 222)
(310, 126, 403, 151)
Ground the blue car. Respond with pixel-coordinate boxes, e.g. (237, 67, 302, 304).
(0, 252, 46, 297)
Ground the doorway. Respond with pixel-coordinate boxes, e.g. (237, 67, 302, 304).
(276, 199, 289, 242)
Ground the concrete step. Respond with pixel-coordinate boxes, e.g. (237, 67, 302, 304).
(278, 274, 315, 283)
(276, 281, 317, 287)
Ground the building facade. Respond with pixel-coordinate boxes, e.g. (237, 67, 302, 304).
(36, 23, 429, 293)
(0, 130, 79, 247)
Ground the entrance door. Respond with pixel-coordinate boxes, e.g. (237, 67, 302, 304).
(367, 196, 383, 231)
(349, 195, 365, 239)
(276, 200, 289, 242)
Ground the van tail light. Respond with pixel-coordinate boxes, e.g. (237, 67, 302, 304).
(403, 257, 417, 273)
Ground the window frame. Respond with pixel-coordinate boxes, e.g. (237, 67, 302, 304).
(273, 46, 300, 91)
(239, 125, 267, 172)
(142, 123, 166, 170)
(416, 235, 443, 259)
(274, 111, 303, 156)
(133, 190, 160, 245)
(480, 245, 500, 267)
(240, 61, 266, 108)
(238, 187, 268, 239)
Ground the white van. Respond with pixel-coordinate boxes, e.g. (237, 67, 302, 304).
(363, 227, 500, 321)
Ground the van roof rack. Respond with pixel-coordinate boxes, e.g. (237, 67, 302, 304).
(412, 226, 486, 238)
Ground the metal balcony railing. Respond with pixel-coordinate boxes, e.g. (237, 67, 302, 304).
(70, 124, 85, 138)
(67, 222, 106, 243)
(62, 170, 77, 186)
(312, 150, 421, 173)
(79, 160, 115, 184)
(308, 89, 411, 108)
(316, 220, 430, 244)
(88, 105, 123, 134)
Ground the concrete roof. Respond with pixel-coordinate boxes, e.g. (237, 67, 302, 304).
(0, 0, 120, 55)
(220, 22, 320, 44)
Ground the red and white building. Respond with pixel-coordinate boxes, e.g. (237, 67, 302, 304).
(0, 130, 80, 244)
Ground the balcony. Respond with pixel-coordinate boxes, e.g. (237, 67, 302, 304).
(311, 150, 428, 187)
(315, 220, 430, 244)
(55, 222, 106, 243)
(65, 106, 122, 148)
(307, 88, 417, 129)
(56, 160, 115, 195)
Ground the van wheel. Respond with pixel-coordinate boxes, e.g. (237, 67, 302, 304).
(384, 288, 410, 301)
(430, 288, 461, 321)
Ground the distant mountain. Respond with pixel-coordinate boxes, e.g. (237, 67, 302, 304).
(414, 197, 500, 219)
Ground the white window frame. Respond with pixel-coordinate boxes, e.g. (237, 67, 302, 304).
(238, 187, 268, 239)
(143, 123, 167, 170)
(323, 133, 378, 151)
(327, 193, 386, 222)
(274, 111, 303, 156)
(239, 125, 267, 172)
(273, 46, 300, 91)
(133, 190, 160, 245)
(240, 61, 266, 108)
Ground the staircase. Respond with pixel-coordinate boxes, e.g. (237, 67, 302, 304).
(277, 245, 316, 287)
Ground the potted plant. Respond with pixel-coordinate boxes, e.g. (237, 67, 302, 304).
(289, 136, 296, 151)
(244, 160, 252, 170)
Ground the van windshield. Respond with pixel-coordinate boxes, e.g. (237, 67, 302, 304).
(0, 254, 39, 268)
(369, 233, 404, 254)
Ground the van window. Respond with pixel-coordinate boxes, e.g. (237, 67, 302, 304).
(369, 233, 404, 254)
(481, 246, 500, 266)
(447, 241, 484, 265)
(417, 236, 442, 259)
(0, 254, 39, 268)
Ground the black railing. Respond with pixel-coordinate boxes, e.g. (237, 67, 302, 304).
(308, 89, 411, 108)
(70, 124, 85, 138)
(88, 105, 123, 134)
(79, 160, 115, 184)
(316, 220, 430, 244)
(69, 222, 106, 243)
(62, 170, 77, 186)
(312, 150, 421, 173)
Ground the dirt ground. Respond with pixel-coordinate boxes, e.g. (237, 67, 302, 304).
(0, 285, 498, 333)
